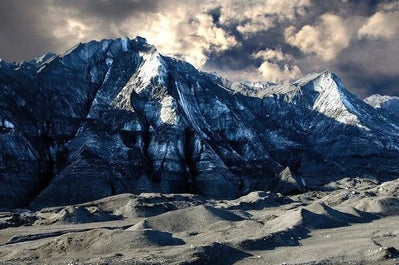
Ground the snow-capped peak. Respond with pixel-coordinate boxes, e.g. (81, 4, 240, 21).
(228, 70, 368, 128)
(134, 51, 168, 93)
(364, 94, 399, 108)
(299, 71, 367, 128)
(112, 49, 171, 122)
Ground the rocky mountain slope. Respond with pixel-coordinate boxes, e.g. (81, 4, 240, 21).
(1, 37, 398, 209)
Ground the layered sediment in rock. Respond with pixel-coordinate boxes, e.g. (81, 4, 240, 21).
(0, 37, 398, 209)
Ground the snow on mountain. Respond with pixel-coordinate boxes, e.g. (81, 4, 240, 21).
(112, 50, 168, 111)
(364, 94, 399, 108)
(234, 71, 370, 129)
(302, 71, 364, 127)
(364, 94, 399, 120)
(1, 37, 399, 209)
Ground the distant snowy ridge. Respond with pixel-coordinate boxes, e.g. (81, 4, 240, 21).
(364, 94, 399, 108)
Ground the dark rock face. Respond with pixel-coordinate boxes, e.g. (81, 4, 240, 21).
(273, 167, 306, 195)
(1, 37, 398, 209)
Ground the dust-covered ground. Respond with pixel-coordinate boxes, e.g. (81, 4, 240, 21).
(0, 177, 398, 265)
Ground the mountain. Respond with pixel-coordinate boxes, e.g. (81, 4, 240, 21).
(364, 94, 399, 120)
(1, 37, 398, 209)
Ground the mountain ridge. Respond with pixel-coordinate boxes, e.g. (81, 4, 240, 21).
(0, 37, 398, 209)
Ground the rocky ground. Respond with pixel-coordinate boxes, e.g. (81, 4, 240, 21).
(0, 177, 398, 265)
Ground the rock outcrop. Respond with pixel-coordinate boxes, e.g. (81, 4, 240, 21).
(0, 37, 398, 209)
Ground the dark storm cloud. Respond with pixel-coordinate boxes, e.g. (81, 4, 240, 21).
(204, 32, 279, 71)
(341, 71, 399, 99)
(0, 0, 160, 61)
(334, 38, 399, 98)
(307, 0, 380, 17)
(0, 0, 57, 61)
(53, 0, 160, 22)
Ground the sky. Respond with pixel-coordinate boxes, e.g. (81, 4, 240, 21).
(0, 0, 398, 98)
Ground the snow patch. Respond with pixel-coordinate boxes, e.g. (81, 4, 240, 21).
(112, 51, 167, 112)
(364, 94, 399, 108)
(310, 72, 369, 129)
(160, 95, 177, 124)
(135, 52, 168, 93)
(123, 121, 142, 131)
(121, 37, 129, 51)
(4, 119, 15, 129)
(213, 98, 230, 114)
(235, 101, 246, 111)
(106, 58, 113, 66)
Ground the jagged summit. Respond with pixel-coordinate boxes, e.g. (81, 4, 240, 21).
(62, 36, 154, 56)
(1, 37, 399, 209)
(232, 70, 372, 129)
(293, 71, 366, 127)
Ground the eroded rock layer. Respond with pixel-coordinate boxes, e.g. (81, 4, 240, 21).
(0, 37, 398, 208)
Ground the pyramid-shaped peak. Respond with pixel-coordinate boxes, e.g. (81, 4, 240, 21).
(293, 70, 336, 87)
(290, 70, 354, 105)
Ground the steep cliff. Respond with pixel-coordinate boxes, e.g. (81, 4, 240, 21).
(0, 37, 398, 209)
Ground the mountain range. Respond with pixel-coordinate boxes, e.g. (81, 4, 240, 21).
(1, 37, 398, 209)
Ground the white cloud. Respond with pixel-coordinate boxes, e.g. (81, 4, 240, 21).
(236, 16, 275, 37)
(358, 11, 399, 39)
(379, 1, 399, 12)
(45, 0, 313, 69)
(254, 48, 301, 83)
(131, 0, 311, 66)
(215, 48, 302, 83)
(254, 49, 293, 62)
(220, 0, 310, 37)
(285, 13, 351, 61)
(53, 19, 90, 41)
(47, 1, 238, 68)
(220, 0, 310, 23)
(124, 5, 238, 67)
(258, 62, 301, 83)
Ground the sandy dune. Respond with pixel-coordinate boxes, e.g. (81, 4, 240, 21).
(0, 178, 398, 264)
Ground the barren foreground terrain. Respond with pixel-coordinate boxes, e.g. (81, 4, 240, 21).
(1, 178, 398, 265)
